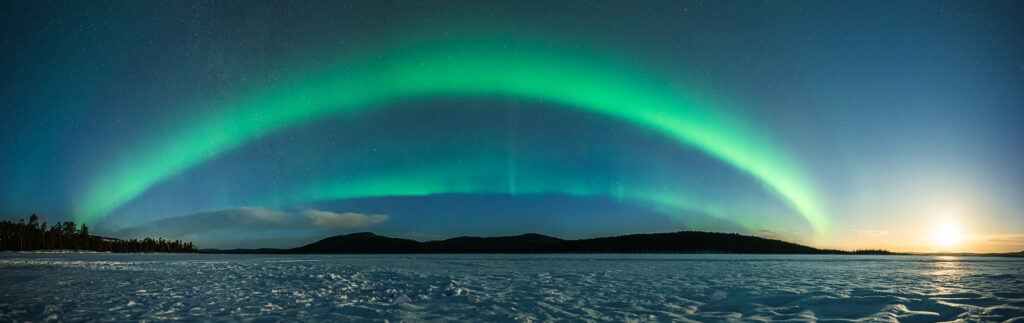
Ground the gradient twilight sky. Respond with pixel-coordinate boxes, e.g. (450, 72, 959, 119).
(2, 1, 1022, 252)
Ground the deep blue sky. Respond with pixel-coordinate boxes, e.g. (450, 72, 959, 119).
(2, 1, 1022, 251)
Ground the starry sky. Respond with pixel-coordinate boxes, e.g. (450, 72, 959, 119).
(2, 1, 1022, 252)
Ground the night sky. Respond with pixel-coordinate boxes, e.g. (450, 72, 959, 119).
(2, 1, 1022, 252)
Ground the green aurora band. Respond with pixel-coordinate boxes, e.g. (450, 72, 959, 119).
(276, 156, 770, 232)
(75, 41, 828, 235)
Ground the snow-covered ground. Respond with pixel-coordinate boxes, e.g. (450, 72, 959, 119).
(1, 253, 1022, 321)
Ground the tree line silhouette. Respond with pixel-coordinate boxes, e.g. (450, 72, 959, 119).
(0, 214, 198, 253)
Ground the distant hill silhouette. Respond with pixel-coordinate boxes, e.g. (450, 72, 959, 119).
(545, 231, 820, 253)
(291, 232, 422, 254)
(424, 233, 565, 253)
(205, 231, 899, 254)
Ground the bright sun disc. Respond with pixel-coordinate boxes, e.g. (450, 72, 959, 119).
(933, 223, 962, 248)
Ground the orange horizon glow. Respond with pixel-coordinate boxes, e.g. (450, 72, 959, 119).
(769, 219, 1023, 254)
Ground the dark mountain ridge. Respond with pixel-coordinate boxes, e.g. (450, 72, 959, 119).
(291, 232, 421, 254)
(205, 231, 894, 254)
(424, 233, 565, 253)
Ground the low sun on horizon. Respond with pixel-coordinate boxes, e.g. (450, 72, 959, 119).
(931, 222, 964, 251)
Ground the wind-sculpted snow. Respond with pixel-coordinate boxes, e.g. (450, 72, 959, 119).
(1, 254, 1022, 321)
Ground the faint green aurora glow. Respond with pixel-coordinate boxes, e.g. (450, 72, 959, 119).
(279, 160, 764, 232)
(75, 41, 827, 235)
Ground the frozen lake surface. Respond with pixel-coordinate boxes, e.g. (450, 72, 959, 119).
(1, 253, 1022, 321)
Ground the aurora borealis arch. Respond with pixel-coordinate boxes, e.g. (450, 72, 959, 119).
(75, 41, 827, 234)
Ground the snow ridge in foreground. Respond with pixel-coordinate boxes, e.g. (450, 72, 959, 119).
(1, 254, 1022, 321)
